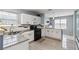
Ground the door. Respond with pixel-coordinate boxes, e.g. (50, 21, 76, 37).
(75, 10, 79, 49)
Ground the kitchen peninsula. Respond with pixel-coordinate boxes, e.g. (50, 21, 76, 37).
(0, 26, 34, 50)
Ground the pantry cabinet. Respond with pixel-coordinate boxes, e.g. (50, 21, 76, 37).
(21, 14, 41, 25)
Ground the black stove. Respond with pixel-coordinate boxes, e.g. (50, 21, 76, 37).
(30, 25, 41, 41)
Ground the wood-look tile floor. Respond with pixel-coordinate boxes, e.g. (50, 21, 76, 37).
(29, 38, 64, 50)
(29, 36, 76, 50)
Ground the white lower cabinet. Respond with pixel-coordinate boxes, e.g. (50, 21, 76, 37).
(21, 31, 34, 42)
(4, 41, 29, 50)
(41, 29, 45, 37)
(46, 29, 50, 37)
(42, 29, 61, 40)
(4, 31, 34, 50)
(3, 35, 18, 48)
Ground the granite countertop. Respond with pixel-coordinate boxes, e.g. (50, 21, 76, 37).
(5, 27, 30, 33)
(0, 26, 30, 32)
(4, 29, 32, 35)
(38, 27, 62, 30)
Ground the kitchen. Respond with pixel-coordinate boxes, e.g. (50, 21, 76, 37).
(0, 9, 77, 50)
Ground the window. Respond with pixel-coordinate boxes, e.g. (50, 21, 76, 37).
(0, 11, 18, 25)
(61, 19, 66, 29)
(55, 19, 61, 29)
(54, 18, 67, 29)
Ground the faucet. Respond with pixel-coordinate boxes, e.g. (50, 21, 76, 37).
(9, 24, 14, 34)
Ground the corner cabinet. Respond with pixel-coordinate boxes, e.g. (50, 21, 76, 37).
(20, 14, 41, 25)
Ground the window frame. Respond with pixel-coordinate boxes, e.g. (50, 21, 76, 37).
(0, 11, 19, 26)
(54, 18, 67, 29)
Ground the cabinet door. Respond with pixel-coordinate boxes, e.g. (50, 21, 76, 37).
(27, 15, 33, 24)
(27, 31, 34, 42)
(25, 14, 32, 24)
(51, 30, 56, 38)
(21, 14, 41, 25)
(52, 30, 61, 40)
(32, 16, 41, 25)
(21, 31, 34, 42)
(45, 29, 50, 37)
(21, 14, 26, 24)
(31, 16, 36, 25)
(4, 41, 29, 50)
(36, 17, 41, 24)
(41, 29, 45, 37)
(21, 14, 32, 24)
(47, 29, 50, 37)
(49, 29, 53, 38)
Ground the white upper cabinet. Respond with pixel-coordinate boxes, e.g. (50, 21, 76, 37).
(32, 16, 41, 25)
(21, 14, 41, 25)
(21, 14, 32, 24)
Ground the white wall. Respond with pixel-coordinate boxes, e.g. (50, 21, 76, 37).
(44, 10, 75, 17)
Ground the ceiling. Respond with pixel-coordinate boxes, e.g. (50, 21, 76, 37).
(25, 9, 76, 14)
(2, 9, 76, 17)
(24, 9, 76, 17)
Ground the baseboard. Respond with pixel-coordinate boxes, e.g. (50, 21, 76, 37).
(41, 36, 61, 41)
